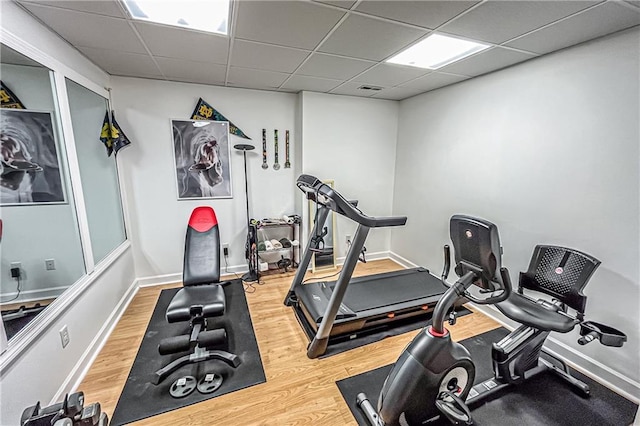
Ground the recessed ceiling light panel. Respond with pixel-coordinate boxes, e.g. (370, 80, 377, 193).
(387, 33, 490, 69)
(123, 0, 230, 35)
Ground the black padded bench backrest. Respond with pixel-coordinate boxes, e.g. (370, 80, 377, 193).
(183, 206, 221, 286)
(450, 215, 503, 291)
(519, 245, 600, 314)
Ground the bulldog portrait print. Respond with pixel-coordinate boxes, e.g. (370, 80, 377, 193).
(172, 120, 232, 199)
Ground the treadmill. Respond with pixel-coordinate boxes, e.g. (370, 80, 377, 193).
(284, 174, 448, 358)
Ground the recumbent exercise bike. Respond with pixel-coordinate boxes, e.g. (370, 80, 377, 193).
(358, 215, 627, 425)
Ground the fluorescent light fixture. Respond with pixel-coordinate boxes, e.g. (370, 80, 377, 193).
(123, 0, 230, 35)
(387, 33, 490, 69)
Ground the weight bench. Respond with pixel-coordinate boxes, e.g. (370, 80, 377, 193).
(152, 207, 241, 386)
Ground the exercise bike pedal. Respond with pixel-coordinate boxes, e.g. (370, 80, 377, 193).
(435, 391, 473, 425)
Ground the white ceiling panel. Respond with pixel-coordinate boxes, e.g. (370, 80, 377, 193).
(441, 0, 600, 44)
(227, 67, 290, 89)
(354, 1, 479, 29)
(155, 57, 227, 85)
(397, 72, 469, 92)
(505, 2, 640, 54)
(296, 53, 375, 80)
(329, 81, 379, 97)
(134, 22, 229, 64)
(371, 85, 430, 100)
(230, 40, 310, 73)
(13, 0, 640, 100)
(78, 46, 162, 78)
(318, 14, 427, 60)
(281, 75, 343, 92)
(439, 47, 536, 77)
(235, 1, 345, 50)
(354, 63, 431, 86)
(314, 0, 357, 9)
(20, 3, 147, 54)
(19, 0, 127, 18)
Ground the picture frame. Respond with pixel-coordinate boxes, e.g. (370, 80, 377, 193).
(171, 119, 232, 200)
(309, 179, 337, 273)
(0, 109, 66, 206)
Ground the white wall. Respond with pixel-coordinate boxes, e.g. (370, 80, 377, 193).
(300, 92, 399, 260)
(1, 4, 137, 423)
(111, 77, 298, 279)
(392, 28, 639, 396)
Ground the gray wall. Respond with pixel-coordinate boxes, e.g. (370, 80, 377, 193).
(391, 28, 639, 389)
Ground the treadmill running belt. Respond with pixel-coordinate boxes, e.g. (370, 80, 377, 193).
(330, 269, 446, 313)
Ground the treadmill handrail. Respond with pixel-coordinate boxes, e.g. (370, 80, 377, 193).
(297, 174, 406, 228)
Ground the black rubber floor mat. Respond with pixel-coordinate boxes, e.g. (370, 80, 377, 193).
(110, 280, 266, 425)
(337, 327, 637, 426)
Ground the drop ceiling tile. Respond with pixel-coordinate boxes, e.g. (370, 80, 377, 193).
(78, 46, 162, 78)
(134, 23, 229, 64)
(439, 47, 536, 77)
(354, 1, 479, 29)
(296, 53, 375, 80)
(155, 57, 227, 85)
(398, 72, 469, 92)
(440, 0, 599, 44)
(505, 2, 640, 54)
(235, 1, 345, 50)
(19, 0, 126, 18)
(354, 63, 431, 86)
(315, 0, 357, 9)
(227, 67, 290, 90)
(230, 40, 310, 73)
(318, 14, 427, 61)
(329, 81, 379, 97)
(371, 85, 429, 100)
(20, 3, 147, 54)
(281, 75, 343, 92)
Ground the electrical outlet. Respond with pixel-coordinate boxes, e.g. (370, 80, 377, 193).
(222, 243, 229, 256)
(60, 325, 70, 348)
(345, 234, 352, 244)
(10, 262, 21, 279)
(45, 259, 56, 270)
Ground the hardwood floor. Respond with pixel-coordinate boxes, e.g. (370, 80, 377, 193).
(78, 259, 501, 425)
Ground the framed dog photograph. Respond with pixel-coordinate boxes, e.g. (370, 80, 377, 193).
(171, 119, 232, 200)
(0, 109, 65, 205)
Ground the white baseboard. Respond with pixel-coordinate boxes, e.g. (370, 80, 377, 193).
(50, 279, 139, 404)
(337, 250, 390, 265)
(388, 251, 419, 269)
(472, 304, 640, 404)
(137, 264, 248, 288)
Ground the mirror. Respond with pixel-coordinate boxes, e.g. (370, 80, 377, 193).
(65, 79, 126, 264)
(1, 44, 86, 341)
(309, 179, 337, 272)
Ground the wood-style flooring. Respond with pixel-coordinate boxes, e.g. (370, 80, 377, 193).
(79, 259, 501, 425)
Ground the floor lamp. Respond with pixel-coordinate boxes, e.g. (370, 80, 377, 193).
(234, 144, 259, 283)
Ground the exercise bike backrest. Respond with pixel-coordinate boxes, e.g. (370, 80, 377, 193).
(447, 215, 512, 305)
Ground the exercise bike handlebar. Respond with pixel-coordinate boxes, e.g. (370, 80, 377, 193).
(297, 174, 407, 228)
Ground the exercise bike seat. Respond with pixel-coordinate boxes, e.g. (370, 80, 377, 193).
(496, 245, 600, 333)
(496, 295, 578, 333)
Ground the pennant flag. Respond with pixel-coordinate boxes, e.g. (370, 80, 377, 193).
(0, 81, 26, 109)
(110, 112, 132, 155)
(99, 110, 114, 156)
(190, 97, 250, 140)
(99, 110, 132, 157)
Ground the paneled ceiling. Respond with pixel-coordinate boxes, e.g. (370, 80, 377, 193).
(14, 0, 640, 100)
